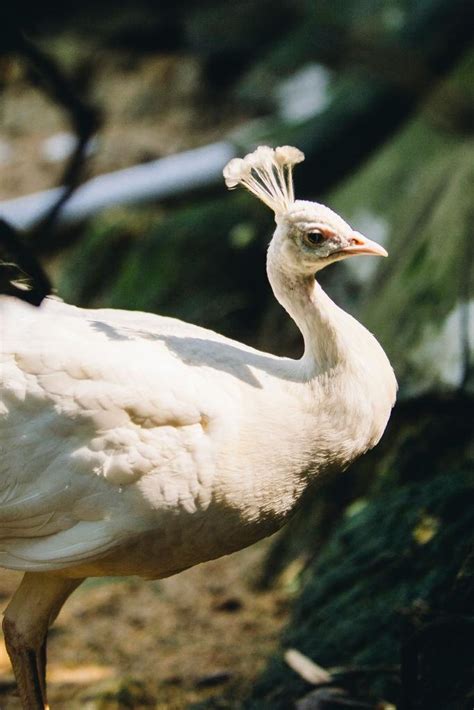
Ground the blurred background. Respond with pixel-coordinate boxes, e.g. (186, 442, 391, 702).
(0, 0, 473, 707)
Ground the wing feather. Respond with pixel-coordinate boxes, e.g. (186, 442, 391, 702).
(0, 296, 223, 571)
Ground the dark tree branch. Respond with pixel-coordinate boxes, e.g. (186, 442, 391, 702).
(15, 33, 100, 250)
(0, 33, 100, 303)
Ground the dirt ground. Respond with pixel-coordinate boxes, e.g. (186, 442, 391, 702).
(0, 538, 291, 709)
(0, 41, 290, 709)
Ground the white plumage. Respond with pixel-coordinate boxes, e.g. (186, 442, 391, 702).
(0, 146, 396, 709)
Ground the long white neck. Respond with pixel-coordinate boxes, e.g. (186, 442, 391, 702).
(267, 241, 353, 374)
(214, 235, 396, 546)
(266, 236, 397, 450)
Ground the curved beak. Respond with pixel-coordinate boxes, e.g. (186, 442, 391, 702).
(340, 232, 388, 257)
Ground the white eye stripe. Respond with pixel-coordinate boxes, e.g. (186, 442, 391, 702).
(294, 221, 336, 236)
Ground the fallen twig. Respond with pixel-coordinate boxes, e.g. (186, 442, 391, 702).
(284, 648, 333, 685)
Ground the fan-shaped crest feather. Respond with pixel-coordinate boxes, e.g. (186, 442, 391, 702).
(223, 145, 304, 214)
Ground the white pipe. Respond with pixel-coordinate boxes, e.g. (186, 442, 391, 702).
(0, 141, 237, 230)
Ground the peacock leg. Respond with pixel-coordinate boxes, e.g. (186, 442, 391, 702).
(38, 636, 48, 704)
(3, 617, 45, 709)
(2, 572, 83, 710)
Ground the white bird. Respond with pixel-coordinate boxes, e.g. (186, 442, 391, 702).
(0, 145, 396, 709)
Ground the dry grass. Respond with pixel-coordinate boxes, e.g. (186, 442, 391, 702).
(0, 538, 290, 708)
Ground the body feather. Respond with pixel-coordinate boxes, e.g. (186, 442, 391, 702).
(0, 292, 395, 577)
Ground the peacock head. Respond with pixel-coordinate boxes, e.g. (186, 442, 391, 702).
(223, 145, 387, 275)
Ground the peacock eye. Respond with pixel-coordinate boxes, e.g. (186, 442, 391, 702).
(303, 230, 326, 248)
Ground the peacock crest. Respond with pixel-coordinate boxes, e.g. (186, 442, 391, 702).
(223, 145, 304, 215)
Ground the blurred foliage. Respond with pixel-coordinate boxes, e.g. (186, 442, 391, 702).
(60, 47, 474, 390)
(330, 50, 474, 395)
(60, 195, 274, 345)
